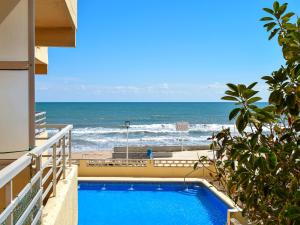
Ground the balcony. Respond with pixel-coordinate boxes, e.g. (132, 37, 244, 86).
(0, 122, 74, 224)
(36, 0, 77, 47)
(1, 0, 77, 50)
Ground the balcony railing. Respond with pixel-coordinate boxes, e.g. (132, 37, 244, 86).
(0, 124, 73, 225)
(153, 160, 198, 167)
(87, 159, 148, 167)
(35, 112, 46, 136)
(84, 159, 199, 168)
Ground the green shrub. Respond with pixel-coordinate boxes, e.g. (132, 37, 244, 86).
(196, 2, 300, 224)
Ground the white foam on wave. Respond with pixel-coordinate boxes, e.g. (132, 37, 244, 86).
(72, 123, 235, 136)
(72, 135, 211, 151)
(70, 123, 240, 151)
(82, 135, 211, 144)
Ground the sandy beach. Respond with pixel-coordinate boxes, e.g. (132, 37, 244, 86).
(72, 149, 214, 160)
(72, 150, 113, 160)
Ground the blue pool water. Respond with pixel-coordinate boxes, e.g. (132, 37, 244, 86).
(78, 182, 230, 225)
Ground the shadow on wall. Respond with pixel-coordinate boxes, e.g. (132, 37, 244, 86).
(0, 0, 21, 24)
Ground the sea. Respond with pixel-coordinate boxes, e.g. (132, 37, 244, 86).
(36, 102, 256, 152)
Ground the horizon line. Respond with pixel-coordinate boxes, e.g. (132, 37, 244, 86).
(35, 101, 268, 103)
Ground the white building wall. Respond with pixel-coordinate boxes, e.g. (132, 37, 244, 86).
(0, 72, 29, 152)
(0, 0, 30, 153)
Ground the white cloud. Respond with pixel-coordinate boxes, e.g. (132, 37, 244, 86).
(36, 77, 269, 102)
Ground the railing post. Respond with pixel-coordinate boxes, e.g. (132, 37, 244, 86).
(58, 128, 62, 148)
(5, 181, 13, 225)
(68, 130, 72, 167)
(52, 144, 57, 197)
(35, 155, 43, 223)
(62, 136, 66, 179)
(227, 209, 231, 225)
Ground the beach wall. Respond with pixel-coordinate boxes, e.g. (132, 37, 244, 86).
(78, 160, 215, 178)
(114, 145, 210, 152)
(112, 145, 210, 159)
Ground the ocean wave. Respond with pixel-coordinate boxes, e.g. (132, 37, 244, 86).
(81, 135, 211, 144)
(68, 123, 241, 151)
(72, 123, 235, 136)
(72, 135, 211, 151)
(48, 123, 242, 151)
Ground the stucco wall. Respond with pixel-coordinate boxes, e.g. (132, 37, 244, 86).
(42, 166, 78, 225)
(78, 160, 214, 178)
(0, 0, 30, 153)
(0, 0, 28, 61)
(0, 72, 29, 152)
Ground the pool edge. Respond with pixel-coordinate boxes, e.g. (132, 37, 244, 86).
(78, 177, 239, 209)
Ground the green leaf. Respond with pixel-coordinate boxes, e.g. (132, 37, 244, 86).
(236, 114, 247, 133)
(247, 97, 262, 104)
(243, 89, 258, 99)
(221, 96, 239, 101)
(268, 28, 280, 40)
(269, 90, 282, 104)
(237, 84, 246, 95)
(263, 105, 275, 112)
(284, 23, 297, 30)
(226, 83, 238, 92)
(268, 152, 277, 170)
(285, 206, 300, 220)
(254, 157, 266, 169)
(293, 119, 300, 132)
(263, 8, 274, 15)
(282, 12, 295, 21)
(273, 1, 279, 11)
(247, 82, 258, 89)
(286, 94, 296, 108)
(229, 108, 240, 120)
(264, 22, 277, 31)
(258, 147, 269, 153)
(260, 17, 274, 21)
(193, 162, 198, 170)
(225, 90, 239, 97)
(278, 3, 288, 15)
(261, 75, 273, 82)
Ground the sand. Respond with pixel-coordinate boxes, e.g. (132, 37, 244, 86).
(72, 149, 215, 160)
(72, 150, 113, 159)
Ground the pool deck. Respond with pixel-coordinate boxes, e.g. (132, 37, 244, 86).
(78, 177, 238, 210)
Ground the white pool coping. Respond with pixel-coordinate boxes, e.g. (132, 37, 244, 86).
(78, 177, 239, 210)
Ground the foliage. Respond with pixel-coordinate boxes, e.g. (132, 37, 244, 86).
(196, 2, 300, 224)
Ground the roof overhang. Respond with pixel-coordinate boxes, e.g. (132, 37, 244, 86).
(35, 0, 77, 47)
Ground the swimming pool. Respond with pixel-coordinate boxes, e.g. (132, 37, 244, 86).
(78, 182, 231, 225)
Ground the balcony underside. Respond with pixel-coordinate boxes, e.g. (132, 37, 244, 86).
(1, 0, 77, 47)
(35, 27, 76, 47)
(36, 0, 77, 47)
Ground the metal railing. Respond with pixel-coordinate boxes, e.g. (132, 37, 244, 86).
(87, 159, 147, 167)
(35, 112, 46, 136)
(0, 124, 73, 225)
(153, 159, 198, 167)
(84, 159, 199, 168)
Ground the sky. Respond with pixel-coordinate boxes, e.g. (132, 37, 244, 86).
(36, 0, 300, 102)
